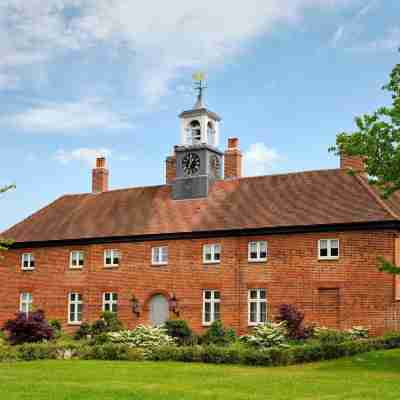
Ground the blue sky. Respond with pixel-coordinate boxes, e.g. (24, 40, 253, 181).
(0, 0, 399, 232)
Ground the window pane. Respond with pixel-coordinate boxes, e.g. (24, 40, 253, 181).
(250, 302, 257, 323)
(214, 303, 220, 321)
(260, 242, 267, 259)
(204, 303, 211, 322)
(250, 290, 258, 299)
(320, 248, 328, 257)
(259, 289, 266, 299)
(214, 291, 220, 300)
(260, 302, 267, 322)
(204, 291, 211, 300)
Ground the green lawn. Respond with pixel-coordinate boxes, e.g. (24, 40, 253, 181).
(1, 350, 400, 400)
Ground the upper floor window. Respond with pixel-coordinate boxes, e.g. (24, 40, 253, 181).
(318, 239, 339, 260)
(248, 241, 268, 262)
(152, 246, 168, 266)
(68, 293, 83, 325)
(103, 292, 118, 313)
(104, 249, 120, 267)
(203, 244, 221, 264)
(20, 292, 33, 315)
(190, 120, 201, 145)
(70, 251, 84, 269)
(203, 290, 220, 326)
(248, 289, 267, 326)
(21, 253, 35, 270)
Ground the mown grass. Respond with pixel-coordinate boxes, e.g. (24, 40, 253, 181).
(1, 349, 400, 400)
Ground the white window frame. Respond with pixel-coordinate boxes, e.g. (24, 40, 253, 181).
(20, 292, 33, 315)
(248, 241, 268, 262)
(104, 249, 121, 267)
(68, 292, 83, 325)
(151, 246, 169, 266)
(203, 244, 221, 264)
(318, 239, 340, 260)
(202, 290, 221, 326)
(102, 292, 118, 313)
(70, 250, 85, 269)
(248, 289, 267, 326)
(21, 253, 35, 270)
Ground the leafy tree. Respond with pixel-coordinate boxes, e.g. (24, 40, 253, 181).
(0, 184, 15, 252)
(330, 54, 400, 275)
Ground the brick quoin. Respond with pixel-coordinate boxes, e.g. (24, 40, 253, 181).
(1, 230, 399, 336)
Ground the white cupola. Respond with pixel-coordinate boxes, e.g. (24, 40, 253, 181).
(178, 74, 221, 148)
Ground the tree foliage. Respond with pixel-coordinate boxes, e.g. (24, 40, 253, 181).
(0, 184, 15, 252)
(330, 53, 400, 198)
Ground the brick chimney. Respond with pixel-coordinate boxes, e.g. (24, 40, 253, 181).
(224, 138, 242, 179)
(165, 149, 177, 184)
(340, 153, 365, 173)
(92, 157, 109, 193)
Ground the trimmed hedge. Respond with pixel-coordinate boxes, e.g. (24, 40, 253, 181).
(1, 334, 400, 366)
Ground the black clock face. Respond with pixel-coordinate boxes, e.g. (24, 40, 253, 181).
(182, 152, 201, 176)
(210, 155, 221, 176)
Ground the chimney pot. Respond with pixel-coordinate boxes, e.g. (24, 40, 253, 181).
(228, 137, 239, 149)
(96, 156, 106, 169)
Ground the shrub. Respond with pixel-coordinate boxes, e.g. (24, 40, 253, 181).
(49, 320, 62, 339)
(164, 320, 193, 345)
(107, 325, 175, 354)
(74, 323, 91, 340)
(346, 326, 369, 340)
(314, 327, 349, 345)
(276, 304, 313, 340)
(240, 322, 288, 348)
(3, 310, 54, 345)
(202, 321, 236, 346)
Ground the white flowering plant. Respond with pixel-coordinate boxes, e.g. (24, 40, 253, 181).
(240, 321, 289, 348)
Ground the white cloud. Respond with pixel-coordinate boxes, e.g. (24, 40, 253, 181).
(0, 0, 357, 103)
(1, 98, 132, 133)
(330, 0, 378, 47)
(243, 142, 282, 176)
(54, 147, 112, 166)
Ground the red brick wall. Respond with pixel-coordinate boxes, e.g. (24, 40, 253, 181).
(165, 155, 176, 184)
(0, 230, 398, 336)
(340, 154, 365, 172)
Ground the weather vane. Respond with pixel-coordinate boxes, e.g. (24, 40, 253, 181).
(192, 72, 207, 109)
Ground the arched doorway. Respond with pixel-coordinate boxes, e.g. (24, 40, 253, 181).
(149, 294, 169, 326)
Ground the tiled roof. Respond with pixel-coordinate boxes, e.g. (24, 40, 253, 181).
(2, 169, 399, 244)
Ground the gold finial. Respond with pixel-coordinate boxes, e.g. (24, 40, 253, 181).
(193, 71, 207, 109)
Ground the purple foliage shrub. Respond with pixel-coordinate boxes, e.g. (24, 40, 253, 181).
(276, 304, 313, 340)
(3, 310, 54, 345)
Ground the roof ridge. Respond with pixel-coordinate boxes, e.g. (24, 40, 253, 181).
(354, 174, 400, 220)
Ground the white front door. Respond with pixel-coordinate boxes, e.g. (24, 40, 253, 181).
(149, 294, 169, 326)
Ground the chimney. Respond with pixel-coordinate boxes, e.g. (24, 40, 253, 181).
(340, 153, 365, 173)
(165, 150, 177, 184)
(224, 138, 242, 179)
(92, 157, 109, 193)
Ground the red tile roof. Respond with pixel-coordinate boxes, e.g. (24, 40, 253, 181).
(2, 169, 399, 244)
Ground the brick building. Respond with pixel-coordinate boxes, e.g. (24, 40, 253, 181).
(2, 91, 400, 335)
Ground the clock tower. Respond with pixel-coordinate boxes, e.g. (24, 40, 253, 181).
(172, 74, 223, 200)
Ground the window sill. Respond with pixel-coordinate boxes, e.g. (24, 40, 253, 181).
(248, 259, 268, 263)
(203, 261, 221, 265)
(318, 257, 339, 261)
(152, 263, 169, 267)
(104, 265, 120, 269)
(21, 268, 35, 272)
(69, 266, 84, 270)
(68, 322, 82, 326)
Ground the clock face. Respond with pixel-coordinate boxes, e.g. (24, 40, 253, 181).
(210, 155, 221, 176)
(182, 152, 201, 176)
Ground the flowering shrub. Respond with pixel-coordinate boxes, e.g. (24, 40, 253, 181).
(240, 322, 289, 348)
(3, 310, 54, 345)
(346, 326, 369, 340)
(107, 325, 175, 352)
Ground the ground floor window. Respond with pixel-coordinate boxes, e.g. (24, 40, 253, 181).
(103, 292, 118, 313)
(20, 292, 32, 315)
(248, 289, 267, 325)
(203, 290, 220, 325)
(68, 293, 83, 324)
